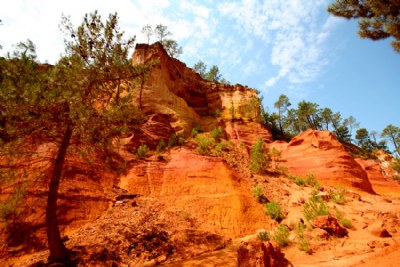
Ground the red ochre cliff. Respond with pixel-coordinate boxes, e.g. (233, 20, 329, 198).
(1, 42, 400, 267)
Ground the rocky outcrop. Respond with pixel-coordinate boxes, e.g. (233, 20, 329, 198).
(270, 130, 375, 193)
(131, 42, 263, 135)
(237, 237, 289, 267)
(311, 215, 348, 237)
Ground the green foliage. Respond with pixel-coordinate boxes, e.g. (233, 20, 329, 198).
(327, 0, 400, 52)
(0, 183, 27, 224)
(214, 109, 221, 117)
(252, 185, 264, 203)
(195, 135, 215, 155)
(191, 123, 203, 138)
(136, 144, 148, 158)
(250, 137, 269, 173)
(192, 60, 228, 83)
(303, 195, 329, 221)
(213, 140, 232, 156)
(294, 223, 311, 253)
(381, 124, 400, 156)
(210, 126, 223, 139)
(168, 133, 177, 147)
(157, 139, 166, 153)
(177, 133, 185, 145)
(272, 224, 290, 247)
(257, 229, 270, 241)
(305, 173, 320, 189)
(265, 201, 284, 221)
(335, 209, 353, 229)
(330, 187, 347, 205)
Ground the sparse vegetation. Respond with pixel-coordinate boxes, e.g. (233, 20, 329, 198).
(191, 123, 202, 138)
(0, 183, 27, 225)
(265, 201, 284, 221)
(250, 137, 269, 173)
(252, 185, 265, 203)
(157, 139, 166, 153)
(272, 224, 290, 247)
(210, 126, 223, 139)
(303, 195, 329, 221)
(288, 173, 319, 188)
(256, 229, 270, 241)
(335, 209, 353, 229)
(195, 135, 215, 156)
(168, 133, 177, 147)
(295, 223, 311, 254)
(213, 140, 232, 156)
(330, 186, 347, 205)
(137, 144, 149, 158)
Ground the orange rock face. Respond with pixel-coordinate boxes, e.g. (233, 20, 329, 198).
(270, 129, 375, 193)
(119, 147, 271, 238)
(131, 42, 262, 135)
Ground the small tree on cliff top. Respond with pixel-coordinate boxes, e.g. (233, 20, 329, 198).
(1, 11, 144, 262)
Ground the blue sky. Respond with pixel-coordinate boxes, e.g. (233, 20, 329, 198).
(1, 0, 399, 143)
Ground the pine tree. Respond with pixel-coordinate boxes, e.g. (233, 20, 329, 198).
(328, 0, 400, 52)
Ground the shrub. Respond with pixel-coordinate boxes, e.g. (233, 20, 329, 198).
(214, 109, 221, 117)
(252, 185, 264, 203)
(295, 223, 311, 253)
(305, 173, 320, 189)
(273, 224, 290, 247)
(0, 183, 27, 225)
(250, 137, 269, 173)
(191, 123, 202, 138)
(195, 135, 215, 155)
(157, 139, 166, 153)
(303, 195, 329, 221)
(393, 174, 400, 180)
(213, 140, 233, 156)
(210, 126, 223, 139)
(390, 158, 400, 172)
(265, 201, 284, 221)
(330, 186, 347, 205)
(257, 229, 270, 241)
(177, 133, 185, 145)
(335, 209, 353, 228)
(168, 133, 177, 147)
(136, 144, 148, 158)
(294, 177, 306, 186)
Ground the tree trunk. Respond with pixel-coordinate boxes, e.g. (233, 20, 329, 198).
(46, 119, 73, 262)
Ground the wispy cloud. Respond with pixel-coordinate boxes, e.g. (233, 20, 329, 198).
(218, 0, 339, 90)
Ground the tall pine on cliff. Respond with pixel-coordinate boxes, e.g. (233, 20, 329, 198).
(0, 11, 146, 262)
(328, 0, 400, 52)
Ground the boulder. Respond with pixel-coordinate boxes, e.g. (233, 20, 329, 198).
(237, 237, 290, 267)
(311, 215, 348, 237)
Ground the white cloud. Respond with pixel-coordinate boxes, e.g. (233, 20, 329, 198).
(217, 0, 338, 91)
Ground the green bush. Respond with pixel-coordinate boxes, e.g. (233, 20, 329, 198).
(265, 201, 284, 221)
(330, 187, 347, 205)
(257, 229, 270, 241)
(157, 139, 166, 153)
(294, 177, 306, 186)
(250, 137, 269, 173)
(305, 173, 320, 189)
(136, 144, 148, 158)
(0, 184, 27, 225)
(295, 223, 311, 253)
(210, 126, 223, 139)
(168, 133, 177, 147)
(273, 224, 290, 247)
(213, 140, 232, 156)
(336, 209, 353, 228)
(191, 123, 202, 138)
(252, 185, 264, 203)
(390, 158, 400, 172)
(214, 109, 221, 117)
(177, 133, 185, 145)
(195, 135, 215, 155)
(303, 195, 329, 221)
